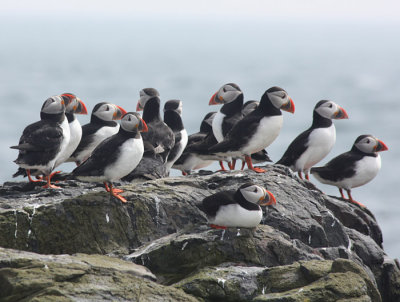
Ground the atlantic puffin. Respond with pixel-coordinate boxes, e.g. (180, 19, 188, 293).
(71, 112, 147, 202)
(209, 83, 243, 170)
(69, 102, 127, 165)
(202, 182, 276, 229)
(163, 99, 188, 174)
(10, 96, 70, 188)
(136, 88, 175, 163)
(310, 134, 388, 207)
(276, 100, 348, 180)
(173, 112, 216, 175)
(209, 86, 295, 173)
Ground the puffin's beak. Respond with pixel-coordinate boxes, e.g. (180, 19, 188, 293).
(209, 92, 222, 105)
(281, 97, 295, 113)
(139, 118, 148, 132)
(374, 139, 388, 152)
(333, 106, 348, 119)
(113, 105, 127, 120)
(136, 100, 143, 112)
(258, 189, 276, 206)
(75, 98, 88, 114)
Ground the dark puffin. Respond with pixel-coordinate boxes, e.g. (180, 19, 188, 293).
(276, 100, 348, 180)
(136, 88, 175, 164)
(71, 112, 147, 203)
(69, 102, 127, 165)
(209, 86, 295, 173)
(310, 134, 388, 207)
(163, 99, 188, 174)
(10, 96, 70, 188)
(209, 83, 244, 170)
(173, 111, 216, 175)
(12, 92, 88, 180)
(202, 182, 276, 229)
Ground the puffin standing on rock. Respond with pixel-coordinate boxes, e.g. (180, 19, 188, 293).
(202, 182, 276, 229)
(163, 99, 188, 174)
(277, 100, 348, 180)
(209, 83, 244, 170)
(71, 112, 147, 203)
(136, 88, 175, 164)
(69, 102, 127, 165)
(209, 86, 295, 173)
(10, 96, 70, 188)
(311, 134, 388, 207)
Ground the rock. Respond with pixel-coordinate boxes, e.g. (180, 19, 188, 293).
(1, 164, 400, 301)
(0, 247, 198, 302)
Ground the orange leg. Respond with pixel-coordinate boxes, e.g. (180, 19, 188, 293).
(26, 170, 43, 183)
(228, 159, 236, 170)
(218, 161, 228, 171)
(298, 171, 303, 180)
(305, 173, 310, 181)
(240, 161, 246, 170)
(339, 188, 346, 199)
(182, 171, 188, 176)
(210, 224, 227, 230)
(105, 182, 127, 203)
(245, 155, 265, 173)
(104, 182, 123, 193)
(346, 189, 366, 208)
(42, 174, 61, 189)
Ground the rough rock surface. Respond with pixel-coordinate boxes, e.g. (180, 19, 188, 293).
(0, 165, 399, 301)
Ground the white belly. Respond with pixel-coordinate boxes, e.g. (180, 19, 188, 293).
(104, 137, 144, 182)
(52, 117, 71, 170)
(166, 129, 188, 172)
(56, 118, 82, 167)
(242, 115, 283, 155)
(77, 125, 119, 163)
(210, 204, 263, 228)
(294, 125, 336, 173)
(212, 111, 225, 142)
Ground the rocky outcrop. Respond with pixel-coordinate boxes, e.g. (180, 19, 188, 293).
(0, 165, 399, 301)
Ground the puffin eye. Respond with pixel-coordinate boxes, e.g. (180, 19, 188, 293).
(366, 139, 370, 144)
(105, 106, 109, 111)
(281, 93, 286, 99)
(329, 104, 333, 108)
(253, 188, 258, 193)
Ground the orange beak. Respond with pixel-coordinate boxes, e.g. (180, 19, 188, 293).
(281, 97, 295, 113)
(113, 105, 127, 120)
(334, 106, 348, 119)
(374, 139, 388, 152)
(209, 92, 219, 105)
(139, 118, 148, 132)
(76, 98, 88, 114)
(136, 101, 143, 112)
(258, 190, 276, 206)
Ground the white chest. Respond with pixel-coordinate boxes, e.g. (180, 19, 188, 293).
(104, 137, 144, 181)
(212, 111, 226, 142)
(211, 204, 263, 228)
(349, 155, 381, 189)
(242, 115, 283, 155)
(53, 117, 71, 168)
(295, 124, 336, 172)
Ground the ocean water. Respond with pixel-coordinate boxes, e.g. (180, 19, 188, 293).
(1, 16, 399, 258)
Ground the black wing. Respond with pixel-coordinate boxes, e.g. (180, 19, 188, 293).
(201, 190, 236, 218)
(276, 128, 312, 166)
(70, 123, 100, 156)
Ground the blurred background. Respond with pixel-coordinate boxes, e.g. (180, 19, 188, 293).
(1, 0, 399, 257)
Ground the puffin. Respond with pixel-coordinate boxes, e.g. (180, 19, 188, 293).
(10, 96, 70, 188)
(276, 100, 348, 180)
(173, 111, 216, 175)
(202, 182, 276, 229)
(136, 88, 175, 164)
(12, 92, 88, 181)
(209, 83, 244, 170)
(71, 112, 147, 202)
(69, 102, 127, 165)
(163, 99, 188, 174)
(310, 134, 388, 207)
(209, 86, 295, 173)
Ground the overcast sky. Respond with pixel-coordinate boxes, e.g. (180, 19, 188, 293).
(2, 0, 400, 22)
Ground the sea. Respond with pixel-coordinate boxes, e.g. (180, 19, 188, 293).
(0, 15, 399, 258)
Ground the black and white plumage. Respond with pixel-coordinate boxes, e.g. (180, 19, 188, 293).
(277, 100, 348, 180)
(10, 96, 70, 188)
(310, 134, 388, 207)
(173, 112, 216, 175)
(209, 83, 243, 170)
(71, 112, 147, 203)
(136, 88, 175, 164)
(209, 86, 295, 173)
(202, 182, 276, 229)
(163, 99, 188, 174)
(69, 102, 127, 165)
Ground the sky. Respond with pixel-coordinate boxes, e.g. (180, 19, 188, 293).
(2, 0, 400, 22)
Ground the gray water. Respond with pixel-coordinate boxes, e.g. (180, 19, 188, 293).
(1, 16, 399, 258)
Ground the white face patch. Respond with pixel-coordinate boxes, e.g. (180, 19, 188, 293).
(120, 113, 140, 132)
(240, 184, 266, 204)
(217, 84, 242, 103)
(93, 103, 118, 121)
(267, 91, 288, 109)
(315, 101, 339, 119)
(355, 136, 378, 154)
